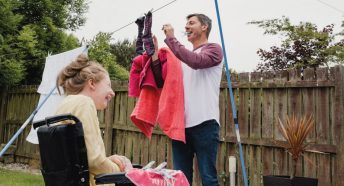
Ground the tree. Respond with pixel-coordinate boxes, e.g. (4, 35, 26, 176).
(0, 59, 25, 86)
(0, 0, 88, 86)
(110, 39, 136, 71)
(249, 16, 344, 72)
(87, 32, 129, 80)
(0, 0, 25, 86)
(15, 0, 88, 31)
(15, 0, 88, 84)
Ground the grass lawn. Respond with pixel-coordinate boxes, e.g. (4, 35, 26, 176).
(0, 168, 44, 186)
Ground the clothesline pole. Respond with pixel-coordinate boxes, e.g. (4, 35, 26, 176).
(0, 87, 56, 158)
(213, 0, 249, 186)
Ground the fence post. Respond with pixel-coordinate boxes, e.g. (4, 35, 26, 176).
(333, 65, 344, 186)
(103, 86, 115, 156)
(0, 86, 8, 144)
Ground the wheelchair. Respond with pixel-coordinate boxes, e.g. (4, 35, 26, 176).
(33, 114, 139, 186)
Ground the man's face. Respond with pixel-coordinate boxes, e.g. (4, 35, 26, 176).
(185, 16, 207, 43)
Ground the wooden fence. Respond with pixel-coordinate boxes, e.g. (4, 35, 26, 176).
(0, 65, 343, 186)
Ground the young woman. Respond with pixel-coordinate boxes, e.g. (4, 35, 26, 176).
(56, 54, 132, 186)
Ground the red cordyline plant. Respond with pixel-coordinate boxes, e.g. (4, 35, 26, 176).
(278, 114, 315, 179)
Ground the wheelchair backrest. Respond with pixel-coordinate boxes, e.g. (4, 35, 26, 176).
(34, 114, 89, 186)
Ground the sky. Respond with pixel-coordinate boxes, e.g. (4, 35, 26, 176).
(70, 0, 344, 72)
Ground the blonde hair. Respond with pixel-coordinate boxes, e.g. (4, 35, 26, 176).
(56, 54, 107, 95)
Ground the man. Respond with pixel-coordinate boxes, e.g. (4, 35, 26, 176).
(162, 13, 223, 186)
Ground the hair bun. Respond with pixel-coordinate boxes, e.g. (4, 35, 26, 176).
(75, 54, 89, 65)
(56, 54, 107, 95)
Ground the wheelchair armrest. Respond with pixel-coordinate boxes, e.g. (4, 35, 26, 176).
(94, 172, 127, 184)
(132, 164, 143, 169)
(94, 164, 142, 185)
(33, 114, 81, 129)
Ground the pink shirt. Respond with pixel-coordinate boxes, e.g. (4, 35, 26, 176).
(164, 37, 223, 69)
(128, 52, 167, 97)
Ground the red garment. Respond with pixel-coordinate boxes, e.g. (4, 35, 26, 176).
(126, 168, 189, 186)
(128, 51, 167, 97)
(130, 48, 185, 143)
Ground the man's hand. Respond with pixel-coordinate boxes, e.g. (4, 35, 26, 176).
(162, 24, 175, 38)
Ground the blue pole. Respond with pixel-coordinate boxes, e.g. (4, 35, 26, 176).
(0, 87, 56, 157)
(213, 0, 249, 185)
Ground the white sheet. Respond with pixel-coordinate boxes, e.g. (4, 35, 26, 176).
(26, 46, 88, 144)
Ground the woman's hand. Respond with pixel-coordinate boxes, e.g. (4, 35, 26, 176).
(152, 35, 159, 61)
(109, 155, 133, 172)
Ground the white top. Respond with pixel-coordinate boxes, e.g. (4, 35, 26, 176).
(182, 47, 223, 128)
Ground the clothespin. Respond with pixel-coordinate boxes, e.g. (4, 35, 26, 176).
(154, 162, 167, 171)
(142, 161, 156, 170)
(154, 162, 175, 186)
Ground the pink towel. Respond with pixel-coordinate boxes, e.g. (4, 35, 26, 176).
(128, 51, 167, 97)
(130, 48, 185, 143)
(126, 168, 189, 186)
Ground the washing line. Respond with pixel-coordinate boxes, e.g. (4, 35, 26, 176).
(109, 0, 177, 35)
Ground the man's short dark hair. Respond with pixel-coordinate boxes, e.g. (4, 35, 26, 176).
(186, 13, 212, 38)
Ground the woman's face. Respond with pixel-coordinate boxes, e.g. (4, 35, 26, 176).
(92, 74, 115, 110)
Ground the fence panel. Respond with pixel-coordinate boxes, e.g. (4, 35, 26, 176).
(0, 66, 343, 186)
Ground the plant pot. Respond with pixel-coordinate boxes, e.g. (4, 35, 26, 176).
(263, 175, 318, 186)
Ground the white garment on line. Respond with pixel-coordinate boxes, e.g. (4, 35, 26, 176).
(26, 46, 88, 144)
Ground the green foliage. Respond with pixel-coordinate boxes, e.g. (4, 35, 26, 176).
(65, 0, 89, 31)
(0, 0, 23, 35)
(107, 62, 130, 80)
(60, 33, 80, 52)
(0, 0, 25, 86)
(17, 25, 39, 56)
(249, 16, 344, 72)
(110, 39, 136, 71)
(0, 59, 25, 86)
(0, 0, 88, 85)
(88, 32, 129, 80)
(15, 0, 88, 31)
